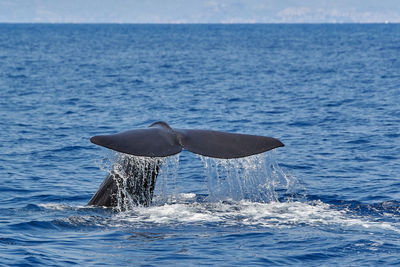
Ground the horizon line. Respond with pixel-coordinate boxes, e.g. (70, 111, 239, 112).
(0, 22, 398, 25)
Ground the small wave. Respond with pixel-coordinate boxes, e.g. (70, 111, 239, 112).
(21, 204, 44, 211)
(9, 220, 60, 231)
(7, 74, 28, 79)
(54, 215, 109, 228)
(314, 196, 400, 217)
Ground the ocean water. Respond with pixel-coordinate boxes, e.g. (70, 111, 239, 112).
(0, 24, 399, 266)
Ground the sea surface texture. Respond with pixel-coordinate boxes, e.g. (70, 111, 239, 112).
(1, 24, 400, 266)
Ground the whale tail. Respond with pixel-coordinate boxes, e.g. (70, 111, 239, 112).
(88, 122, 284, 208)
(90, 121, 284, 159)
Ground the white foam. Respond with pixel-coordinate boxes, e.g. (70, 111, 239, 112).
(38, 203, 99, 211)
(111, 200, 400, 233)
(37, 200, 400, 234)
(38, 203, 70, 210)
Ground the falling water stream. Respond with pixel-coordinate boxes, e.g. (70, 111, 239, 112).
(199, 152, 303, 203)
(100, 151, 300, 211)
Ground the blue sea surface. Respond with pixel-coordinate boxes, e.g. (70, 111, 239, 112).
(0, 24, 400, 266)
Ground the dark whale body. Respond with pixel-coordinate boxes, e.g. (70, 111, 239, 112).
(88, 157, 161, 208)
(89, 122, 284, 208)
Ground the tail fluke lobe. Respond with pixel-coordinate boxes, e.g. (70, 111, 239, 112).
(175, 129, 284, 159)
(90, 127, 182, 157)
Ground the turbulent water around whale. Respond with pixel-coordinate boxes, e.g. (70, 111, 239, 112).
(1, 24, 400, 266)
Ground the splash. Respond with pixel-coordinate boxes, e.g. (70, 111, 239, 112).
(200, 152, 303, 203)
(152, 154, 180, 204)
(113, 154, 161, 210)
(98, 153, 160, 211)
(98, 152, 180, 211)
(96, 151, 301, 211)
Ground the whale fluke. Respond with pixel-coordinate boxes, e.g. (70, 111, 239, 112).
(89, 122, 284, 208)
(90, 121, 284, 159)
